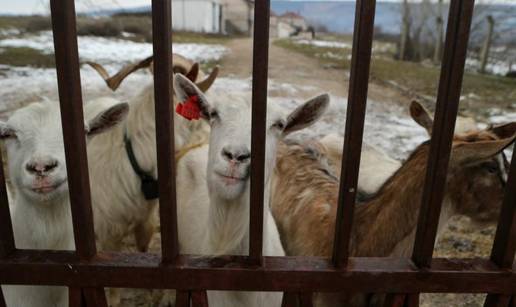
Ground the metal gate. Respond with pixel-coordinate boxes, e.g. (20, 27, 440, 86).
(0, 0, 514, 306)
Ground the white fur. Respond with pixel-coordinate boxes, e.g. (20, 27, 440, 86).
(1, 100, 127, 307)
(83, 84, 210, 253)
(174, 75, 329, 307)
(320, 133, 401, 194)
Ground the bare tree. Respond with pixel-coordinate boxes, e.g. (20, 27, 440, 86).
(433, 0, 444, 63)
(479, 15, 495, 74)
(399, 0, 411, 61)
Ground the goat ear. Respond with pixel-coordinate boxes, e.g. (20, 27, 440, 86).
(173, 74, 214, 120)
(0, 122, 16, 139)
(86, 103, 129, 137)
(283, 94, 329, 135)
(451, 135, 516, 164)
(490, 122, 516, 140)
(409, 100, 433, 135)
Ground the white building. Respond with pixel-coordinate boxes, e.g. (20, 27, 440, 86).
(172, 0, 222, 33)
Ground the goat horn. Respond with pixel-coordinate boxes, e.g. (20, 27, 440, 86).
(195, 66, 219, 92)
(85, 56, 154, 91)
(186, 63, 200, 82)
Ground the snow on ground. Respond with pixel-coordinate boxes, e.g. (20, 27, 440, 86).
(0, 33, 513, 161)
(295, 39, 396, 54)
(209, 77, 428, 160)
(296, 39, 352, 49)
(0, 31, 228, 65)
(465, 57, 513, 76)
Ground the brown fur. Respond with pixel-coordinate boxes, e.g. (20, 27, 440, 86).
(271, 127, 515, 306)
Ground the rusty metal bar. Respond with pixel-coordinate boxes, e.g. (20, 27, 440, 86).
(191, 290, 209, 307)
(176, 291, 190, 307)
(411, 0, 476, 268)
(49, 1, 108, 305)
(404, 294, 419, 307)
(68, 288, 84, 307)
(281, 292, 297, 307)
(0, 288, 6, 307)
(299, 293, 314, 307)
(484, 143, 516, 307)
(1, 252, 516, 293)
(485, 295, 512, 307)
(249, 0, 271, 261)
(383, 294, 406, 307)
(332, 0, 376, 267)
(82, 288, 108, 306)
(0, 151, 14, 258)
(49, 0, 97, 261)
(151, 0, 179, 263)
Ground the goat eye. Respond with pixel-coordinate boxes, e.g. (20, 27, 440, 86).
(209, 110, 218, 118)
(273, 121, 285, 130)
(484, 162, 498, 174)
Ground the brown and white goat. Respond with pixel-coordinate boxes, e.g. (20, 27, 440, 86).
(270, 101, 516, 306)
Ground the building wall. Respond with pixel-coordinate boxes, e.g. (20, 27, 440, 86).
(220, 0, 252, 34)
(172, 0, 221, 33)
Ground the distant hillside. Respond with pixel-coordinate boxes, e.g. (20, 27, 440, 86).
(271, 1, 516, 42)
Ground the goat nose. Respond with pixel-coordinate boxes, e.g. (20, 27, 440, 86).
(222, 147, 251, 163)
(26, 160, 59, 176)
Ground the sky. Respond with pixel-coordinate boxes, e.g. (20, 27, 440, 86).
(1, 0, 516, 15)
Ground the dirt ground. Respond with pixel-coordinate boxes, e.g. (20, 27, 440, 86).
(219, 38, 408, 107)
(116, 38, 496, 307)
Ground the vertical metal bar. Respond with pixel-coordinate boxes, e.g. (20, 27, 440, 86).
(83, 288, 108, 306)
(151, 0, 179, 263)
(0, 151, 15, 258)
(176, 291, 191, 307)
(249, 0, 271, 261)
(411, 0, 476, 268)
(191, 290, 209, 307)
(332, 0, 376, 267)
(485, 295, 512, 307)
(0, 288, 6, 307)
(404, 294, 419, 307)
(50, 0, 97, 261)
(49, 1, 107, 305)
(68, 288, 84, 307)
(281, 292, 298, 307)
(484, 143, 516, 307)
(383, 294, 406, 307)
(299, 293, 314, 307)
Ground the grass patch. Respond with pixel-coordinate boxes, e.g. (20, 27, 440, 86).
(0, 16, 51, 33)
(274, 39, 352, 70)
(172, 31, 231, 45)
(0, 47, 55, 68)
(275, 38, 516, 111)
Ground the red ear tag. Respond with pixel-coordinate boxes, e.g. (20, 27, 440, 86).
(176, 95, 201, 121)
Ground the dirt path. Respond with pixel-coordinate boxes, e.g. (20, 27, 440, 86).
(219, 38, 407, 106)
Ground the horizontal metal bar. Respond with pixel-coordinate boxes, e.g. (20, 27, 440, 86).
(0, 251, 515, 293)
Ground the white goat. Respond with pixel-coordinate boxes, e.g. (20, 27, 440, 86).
(0, 100, 128, 307)
(173, 74, 329, 307)
(84, 77, 213, 254)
